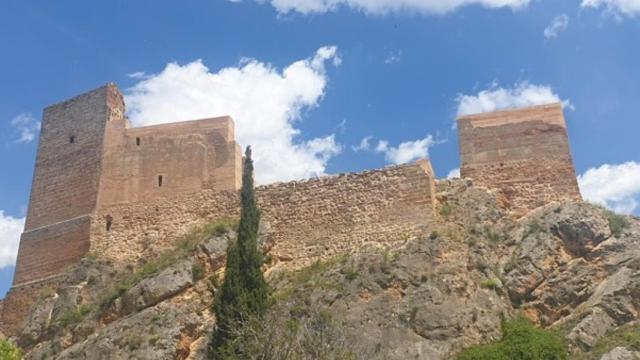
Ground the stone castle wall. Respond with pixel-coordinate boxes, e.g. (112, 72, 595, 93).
(90, 161, 437, 268)
(458, 103, 582, 215)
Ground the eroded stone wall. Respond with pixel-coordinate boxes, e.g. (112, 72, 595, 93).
(458, 103, 582, 215)
(90, 161, 437, 268)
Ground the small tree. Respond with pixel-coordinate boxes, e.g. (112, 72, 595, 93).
(0, 339, 22, 360)
(210, 146, 269, 358)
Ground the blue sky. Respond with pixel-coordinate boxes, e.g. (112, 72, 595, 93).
(1, 0, 639, 297)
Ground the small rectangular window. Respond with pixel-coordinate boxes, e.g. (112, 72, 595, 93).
(158, 175, 163, 187)
(136, 137, 140, 146)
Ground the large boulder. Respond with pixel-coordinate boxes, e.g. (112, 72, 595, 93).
(547, 202, 612, 257)
(121, 259, 194, 315)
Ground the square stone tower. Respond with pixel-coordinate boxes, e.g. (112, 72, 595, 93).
(458, 103, 582, 215)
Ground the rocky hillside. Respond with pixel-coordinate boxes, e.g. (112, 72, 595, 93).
(7, 180, 640, 359)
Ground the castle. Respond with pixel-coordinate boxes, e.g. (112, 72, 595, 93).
(0, 84, 581, 335)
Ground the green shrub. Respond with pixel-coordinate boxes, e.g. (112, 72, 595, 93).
(481, 278, 500, 290)
(0, 339, 22, 360)
(439, 203, 453, 218)
(342, 265, 358, 281)
(192, 262, 205, 282)
(457, 316, 567, 360)
(525, 221, 543, 237)
(205, 217, 239, 236)
(608, 212, 630, 237)
(59, 304, 92, 328)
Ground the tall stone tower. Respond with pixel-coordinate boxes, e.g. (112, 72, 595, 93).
(1, 84, 242, 334)
(14, 85, 124, 287)
(457, 103, 582, 215)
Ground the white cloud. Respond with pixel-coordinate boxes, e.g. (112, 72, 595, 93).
(10, 113, 40, 144)
(578, 162, 640, 215)
(375, 136, 435, 164)
(352, 136, 373, 151)
(581, 0, 640, 18)
(127, 71, 148, 80)
(384, 51, 402, 64)
(447, 168, 460, 178)
(0, 211, 24, 269)
(257, 0, 531, 15)
(456, 82, 572, 117)
(544, 14, 569, 39)
(125, 46, 342, 185)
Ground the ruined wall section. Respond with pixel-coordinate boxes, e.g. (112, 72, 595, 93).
(458, 103, 581, 215)
(90, 161, 437, 267)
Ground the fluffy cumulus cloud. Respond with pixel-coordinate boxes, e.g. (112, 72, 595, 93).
(0, 211, 24, 269)
(375, 136, 435, 164)
(581, 0, 640, 18)
(10, 113, 40, 144)
(544, 14, 569, 39)
(456, 82, 572, 117)
(352, 136, 373, 151)
(252, 0, 531, 15)
(578, 162, 640, 215)
(126, 46, 342, 185)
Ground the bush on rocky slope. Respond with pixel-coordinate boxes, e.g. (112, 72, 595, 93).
(0, 338, 22, 360)
(456, 316, 567, 360)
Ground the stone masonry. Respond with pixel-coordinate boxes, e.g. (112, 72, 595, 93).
(458, 103, 582, 216)
(90, 160, 437, 268)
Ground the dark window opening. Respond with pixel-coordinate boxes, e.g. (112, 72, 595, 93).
(106, 215, 113, 232)
(158, 175, 163, 187)
(69, 135, 75, 144)
(136, 137, 140, 146)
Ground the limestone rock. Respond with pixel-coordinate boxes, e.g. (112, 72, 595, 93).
(54, 302, 203, 360)
(548, 202, 612, 256)
(199, 233, 231, 270)
(18, 294, 58, 347)
(121, 259, 194, 315)
(600, 347, 639, 360)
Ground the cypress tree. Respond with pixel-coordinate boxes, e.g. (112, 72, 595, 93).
(210, 146, 269, 358)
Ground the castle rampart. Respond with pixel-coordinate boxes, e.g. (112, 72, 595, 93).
(91, 160, 437, 268)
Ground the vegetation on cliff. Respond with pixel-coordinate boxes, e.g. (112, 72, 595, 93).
(0, 339, 22, 360)
(456, 316, 567, 360)
(210, 146, 269, 358)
